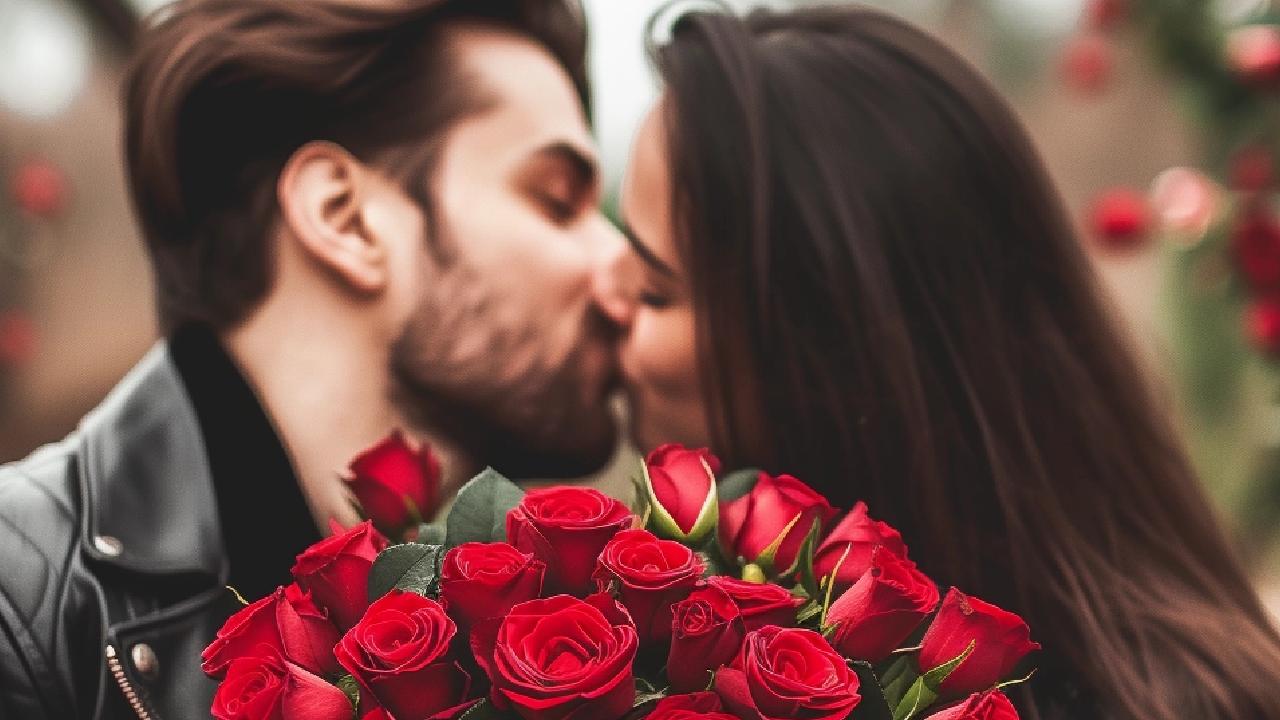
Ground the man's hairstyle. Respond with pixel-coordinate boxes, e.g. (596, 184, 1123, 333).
(124, 0, 589, 332)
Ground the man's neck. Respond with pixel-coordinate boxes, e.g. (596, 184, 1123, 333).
(221, 317, 479, 532)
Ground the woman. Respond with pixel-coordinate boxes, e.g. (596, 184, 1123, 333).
(592, 5, 1280, 719)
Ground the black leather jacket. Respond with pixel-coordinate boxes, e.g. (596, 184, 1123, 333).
(0, 345, 229, 719)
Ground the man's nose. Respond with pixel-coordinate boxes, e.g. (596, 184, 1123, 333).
(588, 217, 634, 329)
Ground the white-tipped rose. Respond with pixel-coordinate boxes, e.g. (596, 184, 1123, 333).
(641, 444, 721, 545)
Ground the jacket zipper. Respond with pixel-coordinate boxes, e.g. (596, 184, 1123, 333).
(105, 645, 158, 720)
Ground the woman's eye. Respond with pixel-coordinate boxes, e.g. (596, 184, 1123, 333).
(638, 290, 672, 309)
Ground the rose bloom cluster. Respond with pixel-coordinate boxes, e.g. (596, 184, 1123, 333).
(203, 440, 1039, 720)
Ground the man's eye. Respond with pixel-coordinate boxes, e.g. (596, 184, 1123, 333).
(638, 290, 672, 309)
(538, 194, 577, 223)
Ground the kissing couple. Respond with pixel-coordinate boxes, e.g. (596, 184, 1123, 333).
(2, 1, 1279, 719)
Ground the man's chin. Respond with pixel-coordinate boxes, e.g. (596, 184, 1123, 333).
(485, 417, 620, 479)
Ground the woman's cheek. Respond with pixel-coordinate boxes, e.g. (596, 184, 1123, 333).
(625, 304, 713, 450)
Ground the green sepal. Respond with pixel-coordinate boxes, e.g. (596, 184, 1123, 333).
(878, 654, 917, 710)
(336, 674, 360, 715)
(891, 640, 975, 720)
(456, 698, 519, 720)
(444, 468, 524, 548)
(640, 458, 718, 546)
(818, 542, 854, 630)
(848, 661, 893, 720)
(368, 543, 444, 602)
(752, 512, 804, 578)
(796, 599, 823, 625)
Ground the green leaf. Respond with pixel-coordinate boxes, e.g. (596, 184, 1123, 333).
(368, 543, 444, 602)
(891, 640, 975, 720)
(848, 661, 893, 720)
(890, 676, 937, 720)
(445, 468, 525, 548)
(717, 468, 761, 503)
(336, 674, 359, 714)
(415, 522, 447, 545)
(878, 655, 917, 710)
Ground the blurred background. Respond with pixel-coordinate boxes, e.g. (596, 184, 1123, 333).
(0, 0, 1277, 611)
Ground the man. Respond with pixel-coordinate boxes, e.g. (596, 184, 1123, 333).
(0, 0, 621, 716)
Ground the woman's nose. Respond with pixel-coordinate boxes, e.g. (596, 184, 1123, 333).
(590, 224, 635, 329)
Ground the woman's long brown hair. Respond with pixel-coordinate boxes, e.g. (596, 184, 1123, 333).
(650, 5, 1280, 718)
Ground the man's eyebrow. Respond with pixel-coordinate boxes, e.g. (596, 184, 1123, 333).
(618, 217, 676, 278)
(534, 141, 599, 191)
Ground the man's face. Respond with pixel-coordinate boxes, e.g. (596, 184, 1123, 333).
(390, 25, 622, 478)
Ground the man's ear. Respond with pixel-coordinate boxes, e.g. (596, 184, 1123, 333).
(277, 141, 387, 294)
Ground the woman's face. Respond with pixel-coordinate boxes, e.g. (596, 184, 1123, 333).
(594, 102, 712, 454)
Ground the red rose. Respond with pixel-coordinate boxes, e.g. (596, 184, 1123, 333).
(719, 472, 836, 575)
(291, 520, 389, 631)
(812, 501, 908, 591)
(667, 584, 745, 693)
(827, 546, 940, 662)
(335, 590, 472, 720)
(474, 593, 638, 720)
(440, 542, 545, 630)
(211, 651, 352, 720)
(643, 444, 721, 543)
(593, 529, 703, 645)
(647, 692, 738, 720)
(925, 690, 1021, 720)
(704, 575, 803, 632)
(715, 625, 861, 720)
(346, 431, 440, 536)
(1233, 208, 1280, 291)
(919, 589, 1040, 696)
(506, 486, 634, 596)
(1089, 187, 1149, 252)
(1227, 25, 1280, 86)
(202, 583, 340, 679)
(1060, 34, 1114, 94)
(1246, 299, 1280, 356)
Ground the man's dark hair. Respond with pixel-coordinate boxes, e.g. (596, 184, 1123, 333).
(124, 0, 589, 332)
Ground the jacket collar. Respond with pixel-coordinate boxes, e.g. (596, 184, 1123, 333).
(76, 343, 225, 579)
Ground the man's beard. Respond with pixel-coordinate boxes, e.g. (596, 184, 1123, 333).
(388, 259, 620, 480)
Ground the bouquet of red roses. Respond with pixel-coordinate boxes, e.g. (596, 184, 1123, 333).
(203, 439, 1039, 720)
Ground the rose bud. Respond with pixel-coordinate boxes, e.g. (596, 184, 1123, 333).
(642, 444, 721, 544)
(648, 692, 739, 720)
(335, 590, 472, 720)
(667, 584, 745, 693)
(593, 529, 704, 645)
(919, 588, 1040, 696)
(715, 626, 861, 720)
(345, 430, 440, 537)
(812, 501, 908, 591)
(827, 546, 940, 662)
(473, 594, 638, 720)
(506, 486, 634, 596)
(1232, 207, 1280, 291)
(440, 542, 545, 630)
(719, 472, 836, 576)
(291, 520, 388, 631)
(211, 651, 352, 720)
(202, 583, 340, 679)
(704, 575, 803, 631)
(925, 690, 1021, 720)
